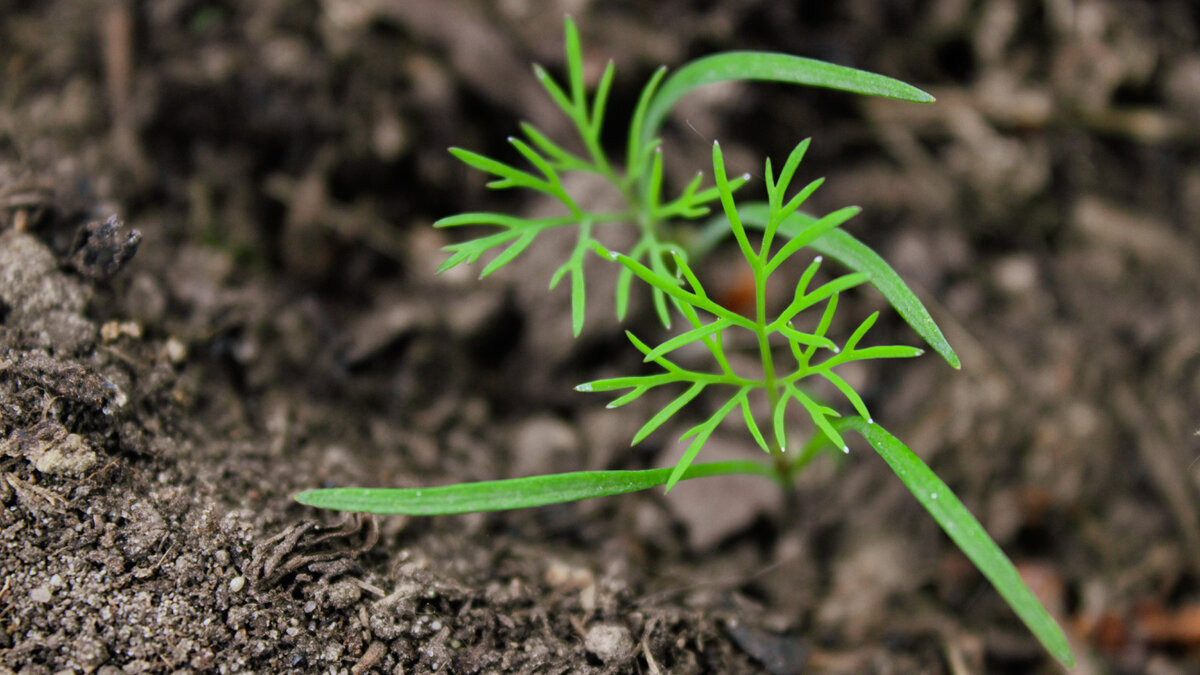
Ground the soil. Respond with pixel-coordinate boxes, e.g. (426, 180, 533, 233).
(3, 1, 1200, 673)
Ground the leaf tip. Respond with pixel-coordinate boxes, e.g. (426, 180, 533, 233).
(814, 255, 823, 263)
(841, 445, 850, 454)
(574, 383, 593, 392)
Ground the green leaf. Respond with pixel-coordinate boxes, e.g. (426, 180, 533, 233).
(771, 386, 791, 451)
(611, 251, 753, 329)
(533, 63, 574, 116)
(563, 16, 585, 108)
(667, 249, 702, 293)
(570, 259, 586, 336)
(480, 231, 538, 277)
(647, 148, 665, 211)
(775, 138, 811, 201)
(684, 172, 750, 214)
(615, 263, 635, 321)
(821, 370, 871, 422)
(604, 385, 650, 409)
(773, 271, 867, 328)
(843, 418, 1076, 668)
(712, 142, 757, 265)
(765, 205, 861, 275)
(776, 177, 825, 229)
(792, 386, 847, 452)
(632, 382, 706, 444)
(575, 374, 681, 393)
(738, 203, 961, 369)
(665, 392, 746, 491)
(508, 136, 558, 181)
(519, 122, 588, 171)
(638, 52, 934, 152)
(449, 147, 548, 192)
(843, 310, 879, 352)
(643, 318, 733, 362)
(434, 213, 572, 230)
(627, 66, 668, 180)
(840, 345, 924, 361)
(740, 393, 770, 454)
(296, 460, 777, 516)
(777, 324, 838, 351)
(590, 59, 616, 132)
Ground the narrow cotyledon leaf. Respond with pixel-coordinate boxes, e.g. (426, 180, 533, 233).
(842, 417, 1075, 668)
(295, 460, 778, 516)
(638, 52, 934, 153)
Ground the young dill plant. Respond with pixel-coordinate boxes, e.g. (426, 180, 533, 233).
(579, 139, 923, 490)
(297, 17, 1075, 668)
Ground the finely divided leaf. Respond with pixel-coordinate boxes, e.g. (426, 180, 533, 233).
(738, 203, 960, 369)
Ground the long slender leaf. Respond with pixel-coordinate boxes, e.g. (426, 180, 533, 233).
(449, 147, 548, 191)
(842, 417, 1075, 668)
(575, 374, 681, 393)
(765, 205, 861, 274)
(632, 382, 705, 444)
(638, 52, 934, 152)
(740, 393, 770, 454)
(296, 460, 777, 516)
(590, 60, 616, 132)
(644, 318, 733, 361)
(712, 142, 756, 265)
(627, 66, 668, 178)
(533, 64, 574, 117)
(665, 393, 746, 491)
(611, 251, 753, 328)
(792, 386, 846, 452)
(480, 231, 538, 277)
(520, 122, 585, 170)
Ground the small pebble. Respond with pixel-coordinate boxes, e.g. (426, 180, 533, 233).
(30, 586, 52, 603)
(165, 336, 187, 363)
(229, 576, 246, 592)
(584, 623, 634, 664)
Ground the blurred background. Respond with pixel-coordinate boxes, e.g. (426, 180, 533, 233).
(3, 0, 1199, 672)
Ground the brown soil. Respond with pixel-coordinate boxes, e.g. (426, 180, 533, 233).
(3, 2, 1199, 673)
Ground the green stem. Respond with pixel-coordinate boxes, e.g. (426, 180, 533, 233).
(753, 262, 791, 481)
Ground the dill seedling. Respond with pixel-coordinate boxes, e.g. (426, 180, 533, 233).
(297, 18, 1074, 668)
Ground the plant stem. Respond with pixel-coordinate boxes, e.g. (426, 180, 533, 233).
(753, 261, 792, 482)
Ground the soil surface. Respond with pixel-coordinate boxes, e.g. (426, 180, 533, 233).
(3, 2, 1200, 673)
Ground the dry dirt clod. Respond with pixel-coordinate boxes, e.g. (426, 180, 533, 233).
(66, 215, 142, 281)
(583, 623, 634, 665)
(0, 229, 95, 353)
